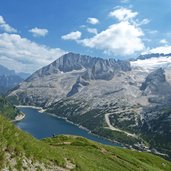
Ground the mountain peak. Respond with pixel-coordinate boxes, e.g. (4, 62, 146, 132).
(33, 52, 131, 80)
(140, 68, 168, 95)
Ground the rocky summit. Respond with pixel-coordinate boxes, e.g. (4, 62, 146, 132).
(8, 52, 171, 159)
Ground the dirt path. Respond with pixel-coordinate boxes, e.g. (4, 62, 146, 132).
(105, 113, 138, 138)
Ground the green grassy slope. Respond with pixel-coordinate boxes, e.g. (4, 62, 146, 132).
(0, 96, 19, 120)
(0, 115, 171, 171)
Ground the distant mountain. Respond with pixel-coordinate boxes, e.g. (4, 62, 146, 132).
(0, 64, 15, 76)
(0, 75, 23, 94)
(131, 53, 171, 72)
(17, 72, 30, 79)
(137, 53, 171, 60)
(0, 64, 24, 94)
(8, 52, 171, 159)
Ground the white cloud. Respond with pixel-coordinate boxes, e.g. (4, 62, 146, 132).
(62, 7, 149, 56)
(87, 28, 98, 35)
(109, 7, 138, 22)
(78, 21, 144, 56)
(87, 17, 99, 25)
(61, 31, 81, 40)
(146, 46, 171, 54)
(0, 33, 66, 73)
(120, 0, 129, 3)
(0, 15, 17, 33)
(29, 27, 48, 37)
(147, 30, 158, 35)
(160, 39, 168, 44)
(138, 18, 150, 26)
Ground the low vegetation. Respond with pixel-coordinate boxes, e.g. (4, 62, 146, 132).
(0, 96, 20, 120)
(0, 115, 171, 170)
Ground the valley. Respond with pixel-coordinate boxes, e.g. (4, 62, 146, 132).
(7, 52, 171, 160)
(1, 111, 171, 170)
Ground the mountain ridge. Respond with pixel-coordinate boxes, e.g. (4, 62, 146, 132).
(0, 64, 30, 95)
(26, 52, 131, 81)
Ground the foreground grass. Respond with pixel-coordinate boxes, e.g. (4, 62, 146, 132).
(0, 115, 65, 170)
(44, 135, 171, 171)
(0, 115, 171, 170)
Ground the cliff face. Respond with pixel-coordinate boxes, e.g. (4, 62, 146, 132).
(8, 52, 131, 107)
(27, 52, 131, 80)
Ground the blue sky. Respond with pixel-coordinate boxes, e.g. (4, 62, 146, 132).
(0, 0, 171, 73)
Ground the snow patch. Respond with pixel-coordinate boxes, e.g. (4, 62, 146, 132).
(131, 56, 171, 71)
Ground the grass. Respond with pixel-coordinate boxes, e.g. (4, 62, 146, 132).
(44, 135, 171, 171)
(0, 115, 171, 170)
(0, 96, 20, 120)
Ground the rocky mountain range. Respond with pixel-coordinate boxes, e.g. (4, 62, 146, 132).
(0, 64, 27, 94)
(8, 52, 171, 159)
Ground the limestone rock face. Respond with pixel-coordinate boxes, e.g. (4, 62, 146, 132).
(8, 52, 131, 107)
(140, 68, 170, 95)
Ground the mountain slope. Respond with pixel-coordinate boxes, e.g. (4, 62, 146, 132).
(8, 52, 171, 159)
(8, 52, 131, 107)
(0, 115, 171, 171)
(0, 96, 20, 120)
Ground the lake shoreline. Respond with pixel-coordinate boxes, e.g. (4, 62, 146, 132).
(11, 112, 25, 122)
(15, 106, 168, 157)
(16, 105, 122, 147)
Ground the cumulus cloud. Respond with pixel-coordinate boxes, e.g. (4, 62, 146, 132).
(61, 31, 81, 40)
(80, 8, 148, 55)
(138, 18, 150, 25)
(0, 15, 17, 33)
(147, 30, 158, 35)
(109, 7, 138, 22)
(146, 46, 171, 54)
(29, 27, 48, 37)
(159, 39, 168, 44)
(87, 17, 99, 25)
(78, 21, 144, 55)
(87, 28, 98, 35)
(62, 7, 148, 56)
(0, 33, 66, 73)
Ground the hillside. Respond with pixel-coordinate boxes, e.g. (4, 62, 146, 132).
(0, 96, 20, 120)
(0, 115, 171, 171)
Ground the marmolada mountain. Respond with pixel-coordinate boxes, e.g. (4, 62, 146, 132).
(8, 52, 171, 159)
(1, 2, 171, 169)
